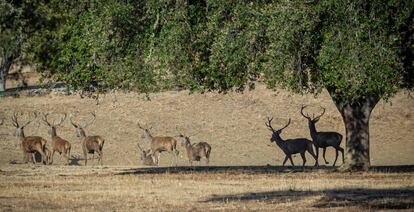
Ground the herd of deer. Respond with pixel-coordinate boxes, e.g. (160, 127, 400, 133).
(2, 105, 344, 167)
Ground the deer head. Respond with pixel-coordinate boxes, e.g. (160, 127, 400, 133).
(176, 127, 199, 147)
(137, 122, 153, 139)
(41, 112, 67, 136)
(69, 112, 96, 139)
(11, 112, 38, 140)
(265, 117, 291, 143)
(300, 105, 326, 124)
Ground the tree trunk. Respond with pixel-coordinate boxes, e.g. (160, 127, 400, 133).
(0, 68, 6, 92)
(328, 88, 379, 171)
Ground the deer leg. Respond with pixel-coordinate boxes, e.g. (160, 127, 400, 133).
(98, 150, 103, 165)
(333, 149, 339, 166)
(315, 147, 319, 165)
(288, 155, 295, 167)
(51, 150, 56, 165)
(338, 147, 345, 164)
(83, 150, 88, 166)
(323, 148, 329, 164)
(36, 148, 46, 165)
(282, 156, 288, 166)
(300, 152, 306, 167)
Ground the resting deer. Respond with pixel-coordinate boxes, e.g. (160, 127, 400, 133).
(300, 105, 344, 166)
(41, 113, 72, 165)
(265, 117, 318, 167)
(137, 123, 179, 166)
(137, 143, 157, 166)
(33, 146, 52, 164)
(177, 131, 211, 166)
(11, 112, 48, 164)
(70, 112, 104, 165)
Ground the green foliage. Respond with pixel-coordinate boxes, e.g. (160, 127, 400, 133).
(26, 0, 412, 100)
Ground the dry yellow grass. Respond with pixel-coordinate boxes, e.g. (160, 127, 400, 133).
(0, 165, 413, 211)
(0, 80, 413, 211)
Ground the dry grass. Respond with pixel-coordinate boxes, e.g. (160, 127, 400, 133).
(0, 165, 413, 211)
(0, 79, 413, 211)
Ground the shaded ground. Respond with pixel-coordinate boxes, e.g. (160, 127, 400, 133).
(0, 165, 413, 211)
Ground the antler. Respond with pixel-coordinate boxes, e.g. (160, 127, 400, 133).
(314, 106, 326, 120)
(265, 117, 275, 131)
(82, 112, 96, 128)
(12, 112, 37, 128)
(137, 143, 144, 152)
(69, 112, 94, 128)
(301, 105, 326, 120)
(300, 105, 311, 120)
(69, 114, 79, 128)
(279, 118, 291, 131)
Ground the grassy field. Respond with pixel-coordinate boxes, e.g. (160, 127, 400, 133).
(0, 78, 413, 210)
(0, 165, 413, 211)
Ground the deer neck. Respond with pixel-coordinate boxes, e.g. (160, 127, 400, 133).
(16, 128, 25, 142)
(272, 133, 285, 147)
(50, 127, 58, 137)
(184, 139, 192, 149)
(308, 121, 319, 141)
(78, 128, 87, 139)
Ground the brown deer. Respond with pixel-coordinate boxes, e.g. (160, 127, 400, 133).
(136, 143, 157, 166)
(137, 123, 179, 166)
(177, 130, 211, 166)
(11, 112, 48, 164)
(300, 105, 344, 166)
(33, 146, 52, 164)
(69, 112, 104, 165)
(265, 117, 318, 167)
(41, 113, 72, 165)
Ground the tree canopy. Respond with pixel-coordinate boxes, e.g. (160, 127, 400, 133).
(3, 0, 413, 170)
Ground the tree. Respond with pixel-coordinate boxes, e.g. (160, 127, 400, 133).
(261, 0, 413, 170)
(0, 1, 22, 92)
(31, 0, 413, 170)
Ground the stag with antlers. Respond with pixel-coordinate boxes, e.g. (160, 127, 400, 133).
(137, 123, 179, 166)
(177, 130, 211, 166)
(136, 143, 157, 166)
(41, 113, 72, 165)
(300, 105, 344, 166)
(70, 112, 104, 165)
(265, 117, 318, 167)
(11, 112, 48, 164)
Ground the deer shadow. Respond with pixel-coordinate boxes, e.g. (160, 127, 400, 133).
(116, 165, 414, 175)
(202, 188, 414, 210)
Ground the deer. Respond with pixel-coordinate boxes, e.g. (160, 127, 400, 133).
(69, 112, 104, 166)
(41, 113, 72, 165)
(300, 105, 344, 166)
(32, 146, 52, 165)
(265, 117, 318, 167)
(11, 112, 48, 164)
(177, 130, 211, 166)
(136, 143, 157, 166)
(137, 122, 179, 166)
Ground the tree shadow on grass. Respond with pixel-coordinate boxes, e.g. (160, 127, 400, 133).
(116, 165, 414, 175)
(202, 188, 414, 210)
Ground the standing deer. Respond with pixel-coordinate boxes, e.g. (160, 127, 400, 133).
(177, 131, 211, 166)
(265, 117, 318, 167)
(137, 123, 179, 166)
(69, 112, 104, 165)
(41, 113, 72, 165)
(11, 112, 48, 164)
(137, 143, 157, 166)
(300, 105, 344, 166)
